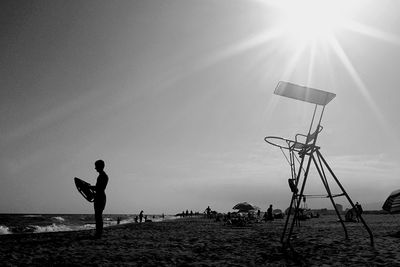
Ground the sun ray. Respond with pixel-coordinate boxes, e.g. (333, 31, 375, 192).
(262, 42, 310, 126)
(343, 20, 400, 46)
(306, 40, 317, 86)
(195, 29, 284, 72)
(143, 29, 286, 99)
(280, 43, 308, 81)
(328, 36, 397, 142)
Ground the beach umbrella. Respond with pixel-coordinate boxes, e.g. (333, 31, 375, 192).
(232, 202, 259, 212)
(273, 209, 283, 214)
(382, 189, 400, 214)
(273, 209, 284, 219)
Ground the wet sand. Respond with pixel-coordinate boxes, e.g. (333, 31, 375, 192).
(1, 214, 400, 266)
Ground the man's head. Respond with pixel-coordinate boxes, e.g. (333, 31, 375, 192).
(95, 159, 105, 172)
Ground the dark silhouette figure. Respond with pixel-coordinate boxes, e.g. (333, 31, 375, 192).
(90, 159, 108, 238)
(206, 206, 211, 219)
(288, 178, 298, 193)
(139, 210, 144, 223)
(355, 202, 363, 222)
(257, 209, 261, 218)
(117, 217, 121, 225)
(267, 204, 274, 221)
(345, 208, 356, 222)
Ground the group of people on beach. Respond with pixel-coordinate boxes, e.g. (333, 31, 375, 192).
(133, 210, 161, 223)
(179, 210, 196, 218)
(202, 204, 278, 227)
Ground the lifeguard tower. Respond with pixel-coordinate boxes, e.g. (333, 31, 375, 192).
(265, 81, 373, 247)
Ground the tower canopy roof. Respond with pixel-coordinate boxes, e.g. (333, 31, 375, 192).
(274, 81, 336, 106)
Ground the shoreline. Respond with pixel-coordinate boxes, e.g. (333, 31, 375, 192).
(1, 215, 400, 265)
(0, 213, 178, 235)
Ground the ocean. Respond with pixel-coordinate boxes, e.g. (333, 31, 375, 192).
(0, 213, 176, 235)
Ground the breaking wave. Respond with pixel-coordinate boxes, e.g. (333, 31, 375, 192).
(0, 214, 176, 235)
(33, 223, 73, 233)
(52, 216, 65, 222)
(0, 225, 11, 235)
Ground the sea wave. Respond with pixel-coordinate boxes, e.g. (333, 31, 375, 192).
(52, 216, 65, 222)
(1, 223, 94, 234)
(83, 224, 96, 229)
(33, 223, 74, 233)
(0, 225, 11, 235)
(0, 214, 177, 235)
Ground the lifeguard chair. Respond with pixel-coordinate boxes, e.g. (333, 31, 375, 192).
(265, 81, 373, 247)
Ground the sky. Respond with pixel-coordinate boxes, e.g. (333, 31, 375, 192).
(1, 0, 400, 214)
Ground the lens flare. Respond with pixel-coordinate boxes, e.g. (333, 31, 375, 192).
(276, 0, 351, 45)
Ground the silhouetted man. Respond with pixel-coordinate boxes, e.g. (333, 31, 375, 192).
(355, 202, 363, 222)
(206, 206, 211, 219)
(267, 204, 274, 221)
(91, 159, 108, 238)
(139, 210, 144, 223)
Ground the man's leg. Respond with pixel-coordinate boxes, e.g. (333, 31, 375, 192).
(95, 208, 103, 237)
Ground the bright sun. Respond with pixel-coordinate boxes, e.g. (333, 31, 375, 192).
(274, 0, 355, 45)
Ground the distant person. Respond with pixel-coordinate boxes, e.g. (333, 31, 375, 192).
(267, 204, 274, 221)
(345, 209, 356, 222)
(257, 210, 261, 218)
(117, 217, 121, 225)
(90, 159, 109, 238)
(139, 210, 144, 223)
(206, 206, 211, 219)
(355, 202, 363, 222)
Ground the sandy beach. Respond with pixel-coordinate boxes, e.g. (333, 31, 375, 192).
(1, 214, 400, 266)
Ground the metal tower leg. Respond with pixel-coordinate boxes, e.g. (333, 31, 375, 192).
(283, 152, 313, 246)
(316, 150, 374, 246)
(311, 154, 348, 239)
(280, 151, 304, 244)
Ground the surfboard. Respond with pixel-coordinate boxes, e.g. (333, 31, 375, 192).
(74, 177, 95, 202)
